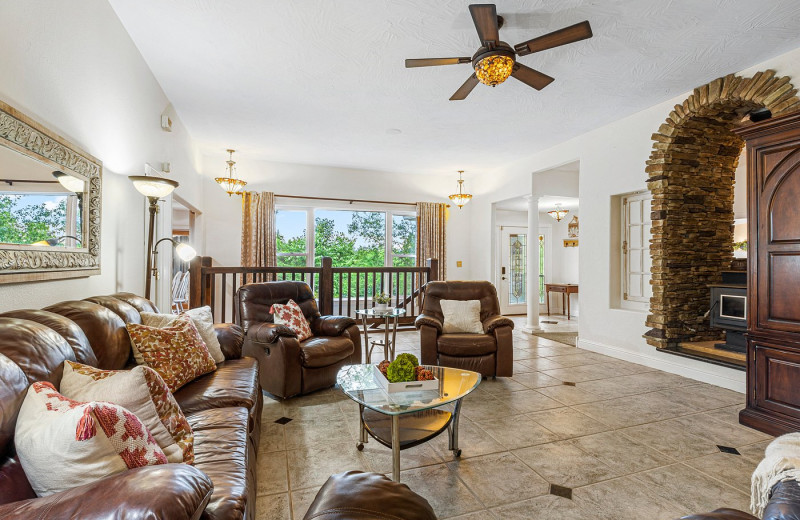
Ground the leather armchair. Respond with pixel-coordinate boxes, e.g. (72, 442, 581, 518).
(414, 281, 514, 377)
(679, 480, 800, 520)
(238, 281, 362, 398)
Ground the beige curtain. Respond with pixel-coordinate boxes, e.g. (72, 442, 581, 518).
(416, 202, 447, 280)
(241, 191, 276, 268)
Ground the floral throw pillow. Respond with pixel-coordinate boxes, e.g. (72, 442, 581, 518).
(60, 361, 194, 464)
(270, 299, 313, 341)
(126, 316, 217, 392)
(15, 381, 167, 497)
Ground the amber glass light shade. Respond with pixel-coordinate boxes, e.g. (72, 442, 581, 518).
(475, 55, 514, 86)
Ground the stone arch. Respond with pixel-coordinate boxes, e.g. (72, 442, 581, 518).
(644, 70, 800, 349)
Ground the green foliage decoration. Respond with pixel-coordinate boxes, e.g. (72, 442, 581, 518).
(394, 353, 419, 368)
(386, 358, 415, 383)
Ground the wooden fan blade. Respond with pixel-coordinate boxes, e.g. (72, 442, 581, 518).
(450, 74, 480, 101)
(511, 64, 555, 90)
(469, 4, 499, 46)
(405, 57, 472, 68)
(514, 21, 592, 56)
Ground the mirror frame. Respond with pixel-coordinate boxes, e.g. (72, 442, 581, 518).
(0, 98, 101, 283)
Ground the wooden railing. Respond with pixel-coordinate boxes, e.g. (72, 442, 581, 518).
(189, 256, 438, 325)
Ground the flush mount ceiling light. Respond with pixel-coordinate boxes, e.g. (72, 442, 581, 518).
(405, 4, 592, 100)
(548, 203, 569, 222)
(448, 170, 473, 209)
(215, 149, 247, 196)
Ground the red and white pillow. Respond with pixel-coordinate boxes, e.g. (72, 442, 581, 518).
(60, 361, 194, 464)
(14, 382, 167, 497)
(126, 316, 217, 392)
(270, 299, 313, 341)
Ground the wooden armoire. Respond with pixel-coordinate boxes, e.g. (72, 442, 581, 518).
(736, 111, 800, 436)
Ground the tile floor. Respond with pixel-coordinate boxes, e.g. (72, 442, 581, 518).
(255, 316, 771, 519)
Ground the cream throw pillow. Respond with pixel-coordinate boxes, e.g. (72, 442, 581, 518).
(439, 299, 483, 334)
(139, 306, 225, 363)
(60, 361, 194, 464)
(15, 382, 167, 497)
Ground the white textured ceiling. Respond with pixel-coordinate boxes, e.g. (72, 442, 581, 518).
(109, 0, 800, 177)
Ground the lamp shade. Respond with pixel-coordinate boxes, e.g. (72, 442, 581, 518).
(52, 171, 85, 193)
(129, 175, 179, 199)
(175, 242, 197, 261)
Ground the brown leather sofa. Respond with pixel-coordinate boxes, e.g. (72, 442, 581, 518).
(239, 281, 362, 399)
(0, 292, 262, 520)
(415, 280, 514, 377)
(680, 480, 800, 519)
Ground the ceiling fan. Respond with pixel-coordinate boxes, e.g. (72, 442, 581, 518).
(405, 4, 592, 100)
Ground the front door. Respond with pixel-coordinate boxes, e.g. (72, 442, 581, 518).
(499, 227, 528, 315)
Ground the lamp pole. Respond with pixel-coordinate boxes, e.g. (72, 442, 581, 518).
(144, 196, 159, 300)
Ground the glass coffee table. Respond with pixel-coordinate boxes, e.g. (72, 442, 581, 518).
(336, 364, 481, 482)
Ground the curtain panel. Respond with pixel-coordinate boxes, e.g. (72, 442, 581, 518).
(241, 191, 276, 268)
(416, 202, 447, 280)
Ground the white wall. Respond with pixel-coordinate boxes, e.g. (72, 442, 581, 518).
(470, 46, 800, 392)
(200, 156, 472, 279)
(0, 0, 203, 312)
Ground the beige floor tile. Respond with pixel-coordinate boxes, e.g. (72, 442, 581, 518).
(570, 431, 674, 474)
(258, 421, 287, 454)
(517, 357, 565, 371)
(704, 404, 746, 424)
(527, 407, 612, 439)
(632, 462, 751, 512)
(284, 414, 354, 449)
(490, 494, 597, 520)
(255, 493, 291, 520)
(360, 440, 444, 473)
(653, 386, 742, 412)
(474, 377, 529, 395)
(536, 383, 604, 405)
(397, 464, 484, 519)
(290, 486, 321, 519)
(477, 414, 560, 450)
(684, 452, 759, 494)
(448, 452, 549, 507)
(669, 413, 772, 447)
(511, 348, 539, 360)
(447, 511, 497, 520)
(460, 395, 523, 421)
(287, 440, 372, 489)
(618, 419, 722, 460)
(573, 392, 699, 428)
(429, 418, 506, 461)
(503, 389, 564, 413)
(257, 451, 289, 496)
(510, 371, 563, 389)
(542, 352, 612, 366)
(573, 475, 689, 520)
(513, 440, 619, 487)
(542, 363, 627, 383)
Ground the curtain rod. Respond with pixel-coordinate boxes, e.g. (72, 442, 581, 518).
(275, 194, 449, 208)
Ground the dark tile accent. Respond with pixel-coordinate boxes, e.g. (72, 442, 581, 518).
(717, 445, 741, 455)
(275, 417, 293, 425)
(562, 381, 577, 386)
(549, 484, 572, 499)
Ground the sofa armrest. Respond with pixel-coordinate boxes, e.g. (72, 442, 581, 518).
(415, 313, 443, 333)
(311, 315, 357, 337)
(0, 464, 213, 520)
(764, 479, 800, 520)
(248, 322, 298, 344)
(214, 322, 245, 359)
(482, 315, 514, 334)
(679, 509, 758, 520)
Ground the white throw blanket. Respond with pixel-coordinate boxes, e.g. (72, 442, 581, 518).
(751, 433, 800, 517)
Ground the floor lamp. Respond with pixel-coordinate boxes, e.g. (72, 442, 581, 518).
(129, 175, 179, 300)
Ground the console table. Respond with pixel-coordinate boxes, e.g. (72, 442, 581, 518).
(545, 283, 579, 320)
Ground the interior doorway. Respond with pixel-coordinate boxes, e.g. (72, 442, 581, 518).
(498, 226, 528, 315)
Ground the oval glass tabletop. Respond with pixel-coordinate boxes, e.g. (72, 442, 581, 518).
(354, 308, 407, 318)
(336, 364, 481, 415)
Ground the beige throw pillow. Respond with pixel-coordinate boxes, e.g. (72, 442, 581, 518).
(139, 306, 225, 363)
(439, 299, 483, 334)
(60, 361, 194, 464)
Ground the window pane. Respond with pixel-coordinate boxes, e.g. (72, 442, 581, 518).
(0, 194, 75, 245)
(314, 210, 385, 267)
(276, 210, 307, 254)
(392, 256, 415, 267)
(277, 255, 307, 268)
(538, 234, 545, 304)
(392, 214, 416, 256)
(508, 234, 527, 305)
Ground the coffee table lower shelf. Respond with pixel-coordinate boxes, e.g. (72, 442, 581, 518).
(356, 401, 464, 482)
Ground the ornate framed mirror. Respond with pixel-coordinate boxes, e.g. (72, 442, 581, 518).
(0, 99, 101, 283)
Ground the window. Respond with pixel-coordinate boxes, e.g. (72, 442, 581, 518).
(0, 193, 81, 247)
(622, 191, 653, 306)
(538, 233, 545, 304)
(275, 207, 417, 268)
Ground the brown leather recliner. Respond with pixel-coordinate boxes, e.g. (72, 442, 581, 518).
(239, 281, 362, 399)
(415, 281, 514, 377)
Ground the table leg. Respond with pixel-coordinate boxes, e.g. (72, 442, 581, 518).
(390, 315, 398, 361)
(357, 404, 367, 450)
(384, 316, 391, 361)
(391, 415, 400, 482)
(546, 289, 551, 316)
(567, 292, 571, 320)
(448, 399, 463, 457)
(362, 314, 372, 363)
(561, 293, 565, 317)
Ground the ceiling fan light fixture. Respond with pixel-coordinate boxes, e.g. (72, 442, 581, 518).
(475, 55, 514, 86)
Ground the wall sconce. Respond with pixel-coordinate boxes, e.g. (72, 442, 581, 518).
(129, 172, 179, 300)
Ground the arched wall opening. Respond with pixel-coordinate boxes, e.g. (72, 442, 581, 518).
(643, 70, 800, 350)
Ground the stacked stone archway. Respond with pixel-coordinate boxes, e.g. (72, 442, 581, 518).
(644, 70, 800, 349)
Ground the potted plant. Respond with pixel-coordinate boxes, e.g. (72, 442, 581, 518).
(374, 292, 391, 311)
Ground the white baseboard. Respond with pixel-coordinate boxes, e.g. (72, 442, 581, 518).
(576, 337, 746, 393)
